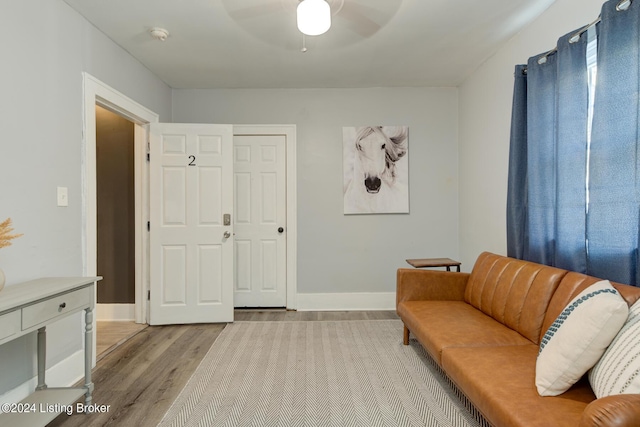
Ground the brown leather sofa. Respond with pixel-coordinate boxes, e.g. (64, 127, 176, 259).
(396, 251, 640, 427)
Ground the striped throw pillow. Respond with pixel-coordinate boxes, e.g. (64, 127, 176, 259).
(589, 299, 640, 398)
(535, 280, 629, 396)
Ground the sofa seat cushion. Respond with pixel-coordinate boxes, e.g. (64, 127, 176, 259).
(441, 345, 595, 427)
(398, 300, 532, 364)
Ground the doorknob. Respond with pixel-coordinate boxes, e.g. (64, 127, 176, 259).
(223, 231, 231, 238)
(278, 227, 284, 234)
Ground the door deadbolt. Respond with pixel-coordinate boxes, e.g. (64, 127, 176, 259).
(278, 227, 284, 234)
(223, 214, 231, 226)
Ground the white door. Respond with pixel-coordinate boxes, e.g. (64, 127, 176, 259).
(149, 123, 234, 325)
(233, 134, 287, 307)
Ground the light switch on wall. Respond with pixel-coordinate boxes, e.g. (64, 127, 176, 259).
(57, 186, 68, 207)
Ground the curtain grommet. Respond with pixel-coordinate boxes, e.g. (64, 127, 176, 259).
(617, 0, 631, 11)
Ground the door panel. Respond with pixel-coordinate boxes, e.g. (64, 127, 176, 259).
(198, 244, 222, 302)
(162, 245, 186, 304)
(198, 167, 221, 224)
(161, 167, 187, 225)
(150, 123, 233, 325)
(233, 135, 286, 307)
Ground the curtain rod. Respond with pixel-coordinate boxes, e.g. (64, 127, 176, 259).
(520, 0, 632, 74)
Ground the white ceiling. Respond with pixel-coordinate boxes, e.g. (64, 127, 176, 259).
(63, 0, 556, 89)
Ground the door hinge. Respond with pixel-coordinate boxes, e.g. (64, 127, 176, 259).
(147, 290, 150, 300)
(146, 153, 150, 162)
(147, 221, 150, 231)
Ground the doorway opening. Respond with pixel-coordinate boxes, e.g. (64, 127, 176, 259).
(96, 105, 135, 311)
(95, 106, 142, 356)
(83, 73, 160, 364)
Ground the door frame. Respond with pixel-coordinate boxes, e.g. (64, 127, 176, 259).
(82, 73, 159, 328)
(233, 125, 297, 309)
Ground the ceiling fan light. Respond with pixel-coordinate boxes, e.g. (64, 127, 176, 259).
(297, 0, 331, 36)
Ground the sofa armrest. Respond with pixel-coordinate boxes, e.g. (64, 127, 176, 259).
(396, 268, 469, 308)
(580, 394, 640, 427)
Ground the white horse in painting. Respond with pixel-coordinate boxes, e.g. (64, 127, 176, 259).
(344, 126, 409, 214)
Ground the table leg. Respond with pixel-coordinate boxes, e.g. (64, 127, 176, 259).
(84, 307, 94, 406)
(36, 327, 47, 390)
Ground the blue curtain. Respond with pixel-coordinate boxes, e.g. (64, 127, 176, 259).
(587, 0, 640, 285)
(506, 0, 640, 285)
(506, 65, 528, 260)
(553, 31, 589, 274)
(525, 47, 559, 266)
(506, 31, 589, 271)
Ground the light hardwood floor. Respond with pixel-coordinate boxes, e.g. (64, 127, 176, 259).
(47, 310, 398, 427)
(97, 321, 148, 361)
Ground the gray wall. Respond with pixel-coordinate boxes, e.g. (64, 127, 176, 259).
(0, 0, 171, 396)
(172, 87, 459, 294)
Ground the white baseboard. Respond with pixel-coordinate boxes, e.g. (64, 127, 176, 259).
(97, 304, 135, 321)
(296, 292, 396, 311)
(0, 349, 84, 405)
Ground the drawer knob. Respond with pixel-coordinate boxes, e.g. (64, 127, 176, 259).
(59, 302, 67, 310)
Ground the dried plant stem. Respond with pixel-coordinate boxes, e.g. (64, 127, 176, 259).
(0, 218, 23, 249)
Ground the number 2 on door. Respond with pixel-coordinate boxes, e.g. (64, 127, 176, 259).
(188, 155, 196, 166)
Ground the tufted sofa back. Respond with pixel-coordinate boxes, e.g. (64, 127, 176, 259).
(465, 252, 567, 344)
(541, 271, 640, 343)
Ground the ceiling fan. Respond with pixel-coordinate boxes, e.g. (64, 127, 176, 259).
(222, 0, 403, 50)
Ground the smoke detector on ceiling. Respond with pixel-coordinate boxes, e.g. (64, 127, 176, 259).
(150, 27, 169, 41)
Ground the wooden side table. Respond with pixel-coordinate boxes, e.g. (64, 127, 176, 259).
(0, 277, 101, 427)
(406, 257, 461, 272)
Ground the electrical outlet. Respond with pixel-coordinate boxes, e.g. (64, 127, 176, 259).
(57, 187, 68, 207)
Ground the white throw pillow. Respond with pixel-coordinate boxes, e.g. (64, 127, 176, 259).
(589, 299, 640, 397)
(536, 280, 629, 396)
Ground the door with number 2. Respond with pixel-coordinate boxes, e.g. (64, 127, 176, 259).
(149, 123, 234, 325)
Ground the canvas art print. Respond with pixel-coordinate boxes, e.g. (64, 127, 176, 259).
(343, 126, 409, 214)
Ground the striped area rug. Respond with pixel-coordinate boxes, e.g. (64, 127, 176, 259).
(158, 320, 483, 427)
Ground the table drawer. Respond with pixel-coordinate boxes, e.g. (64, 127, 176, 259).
(0, 310, 21, 343)
(22, 287, 92, 330)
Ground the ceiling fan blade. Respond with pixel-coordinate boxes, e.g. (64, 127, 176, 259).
(225, 1, 283, 21)
(337, 2, 383, 37)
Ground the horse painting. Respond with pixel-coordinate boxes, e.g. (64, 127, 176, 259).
(343, 126, 409, 214)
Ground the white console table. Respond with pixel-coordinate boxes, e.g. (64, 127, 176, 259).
(0, 277, 101, 426)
